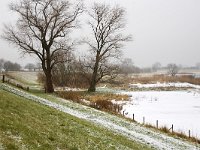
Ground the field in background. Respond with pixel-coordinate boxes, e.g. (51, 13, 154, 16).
(5, 71, 39, 85)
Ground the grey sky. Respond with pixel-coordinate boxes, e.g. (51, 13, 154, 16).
(0, 0, 200, 67)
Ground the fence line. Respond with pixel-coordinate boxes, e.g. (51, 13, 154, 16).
(123, 112, 194, 139)
(1, 74, 30, 91)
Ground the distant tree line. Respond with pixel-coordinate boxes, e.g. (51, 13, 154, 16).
(0, 58, 21, 72)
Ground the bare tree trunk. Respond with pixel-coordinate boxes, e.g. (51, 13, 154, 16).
(88, 56, 99, 92)
(88, 73, 97, 92)
(45, 69, 54, 93)
(43, 50, 54, 93)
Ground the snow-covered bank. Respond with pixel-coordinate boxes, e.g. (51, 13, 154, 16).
(121, 90, 200, 139)
(1, 83, 199, 150)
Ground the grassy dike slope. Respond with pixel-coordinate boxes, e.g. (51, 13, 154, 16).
(0, 89, 152, 150)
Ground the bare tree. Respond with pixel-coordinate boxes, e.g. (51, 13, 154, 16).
(167, 63, 179, 76)
(0, 59, 5, 71)
(196, 62, 200, 70)
(25, 63, 35, 71)
(52, 50, 75, 86)
(152, 62, 161, 72)
(3, 61, 21, 71)
(119, 58, 140, 75)
(83, 3, 131, 92)
(2, 0, 83, 93)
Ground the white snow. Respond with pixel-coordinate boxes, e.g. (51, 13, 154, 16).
(54, 86, 82, 91)
(1, 83, 200, 150)
(121, 87, 200, 139)
(129, 82, 200, 89)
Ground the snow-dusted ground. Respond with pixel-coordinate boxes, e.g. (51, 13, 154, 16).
(1, 83, 200, 150)
(129, 82, 200, 89)
(122, 83, 200, 139)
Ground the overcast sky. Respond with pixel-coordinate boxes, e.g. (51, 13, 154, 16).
(0, 0, 200, 67)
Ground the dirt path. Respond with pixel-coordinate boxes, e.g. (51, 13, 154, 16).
(1, 83, 200, 150)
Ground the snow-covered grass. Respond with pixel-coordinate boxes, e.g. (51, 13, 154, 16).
(121, 83, 200, 140)
(0, 87, 151, 150)
(1, 83, 200, 150)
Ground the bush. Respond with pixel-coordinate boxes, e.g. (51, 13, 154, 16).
(85, 93, 129, 102)
(57, 91, 125, 114)
(56, 91, 83, 103)
(90, 100, 122, 113)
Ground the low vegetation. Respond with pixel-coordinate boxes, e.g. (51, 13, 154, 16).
(109, 74, 200, 90)
(0, 89, 152, 150)
(144, 124, 200, 144)
(56, 91, 129, 113)
(129, 74, 200, 85)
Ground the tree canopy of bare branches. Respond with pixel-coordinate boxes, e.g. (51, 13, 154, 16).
(167, 63, 179, 76)
(83, 3, 132, 92)
(2, 0, 83, 93)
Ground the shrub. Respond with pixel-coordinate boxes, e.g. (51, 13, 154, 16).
(57, 91, 124, 114)
(56, 91, 84, 103)
(90, 100, 122, 113)
(85, 93, 129, 102)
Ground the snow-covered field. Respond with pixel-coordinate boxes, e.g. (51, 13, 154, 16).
(129, 82, 200, 89)
(122, 83, 200, 139)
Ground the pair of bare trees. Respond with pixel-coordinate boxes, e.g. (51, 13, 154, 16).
(2, 0, 131, 93)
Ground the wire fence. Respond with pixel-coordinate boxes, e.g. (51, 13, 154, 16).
(1, 74, 30, 91)
(122, 111, 199, 142)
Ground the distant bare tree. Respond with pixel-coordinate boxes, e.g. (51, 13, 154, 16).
(2, 0, 83, 93)
(119, 58, 140, 75)
(83, 3, 132, 92)
(52, 51, 75, 86)
(152, 62, 161, 72)
(25, 63, 35, 71)
(3, 61, 21, 71)
(0, 59, 5, 71)
(196, 62, 200, 69)
(167, 63, 179, 76)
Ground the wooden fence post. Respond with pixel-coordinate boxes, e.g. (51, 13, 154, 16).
(133, 114, 134, 121)
(171, 124, 173, 133)
(123, 111, 124, 116)
(189, 130, 191, 138)
(156, 120, 158, 128)
(143, 117, 145, 124)
(2, 75, 5, 83)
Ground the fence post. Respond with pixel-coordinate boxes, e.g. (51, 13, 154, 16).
(189, 130, 191, 138)
(123, 111, 124, 116)
(27, 87, 29, 91)
(143, 117, 145, 124)
(171, 124, 173, 133)
(2, 75, 5, 83)
(133, 113, 134, 121)
(156, 120, 158, 128)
